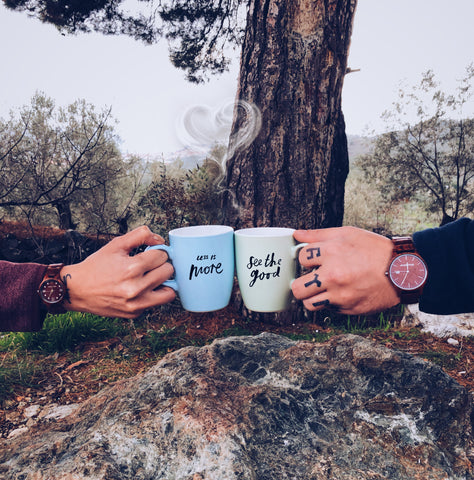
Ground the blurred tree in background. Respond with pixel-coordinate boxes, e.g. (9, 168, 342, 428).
(358, 66, 474, 226)
(139, 154, 224, 238)
(0, 92, 144, 233)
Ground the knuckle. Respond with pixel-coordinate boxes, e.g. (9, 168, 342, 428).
(328, 268, 350, 287)
(162, 262, 175, 279)
(122, 299, 142, 316)
(324, 269, 336, 285)
(153, 250, 170, 264)
(119, 282, 141, 301)
(108, 235, 122, 248)
(138, 225, 151, 234)
(126, 262, 142, 279)
(337, 291, 351, 307)
(132, 225, 151, 237)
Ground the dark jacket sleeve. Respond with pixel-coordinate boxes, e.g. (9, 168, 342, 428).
(413, 217, 474, 315)
(0, 261, 48, 332)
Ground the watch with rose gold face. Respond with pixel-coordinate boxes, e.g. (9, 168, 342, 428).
(386, 237, 428, 305)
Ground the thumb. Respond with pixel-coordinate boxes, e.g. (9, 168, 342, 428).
(109, 226, 165, 254)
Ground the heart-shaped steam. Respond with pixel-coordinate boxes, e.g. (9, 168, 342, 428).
(176, 99, 262, 166)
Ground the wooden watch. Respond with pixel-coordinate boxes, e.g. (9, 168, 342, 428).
(386, 237, 428, 305)
(38, 264, 67, 314)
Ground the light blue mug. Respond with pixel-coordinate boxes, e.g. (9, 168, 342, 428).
(146, 225, 234, 312)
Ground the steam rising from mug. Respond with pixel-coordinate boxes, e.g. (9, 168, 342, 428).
(176, 99, 262, 168)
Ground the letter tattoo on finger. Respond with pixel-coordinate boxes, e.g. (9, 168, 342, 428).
(312, 299, 340, 312)
(304, 272, 321, 288)
(312, 299, 330, 308)
(306, 247, 321, 260)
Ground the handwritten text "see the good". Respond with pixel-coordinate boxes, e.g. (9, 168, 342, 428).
(247, 253, 281, 287)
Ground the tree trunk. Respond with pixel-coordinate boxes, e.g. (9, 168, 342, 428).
(223, 0, 357, 230)
(54, 199, 76, 230)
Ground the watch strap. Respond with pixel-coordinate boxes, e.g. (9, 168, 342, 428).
(391, 236, 416, 255)
(398, 290, 422, 305)
(43, 264, 63, 279)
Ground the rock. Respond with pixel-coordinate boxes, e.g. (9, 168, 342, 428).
(6, 426, 28, 439)
(23, 405, 41, 419)
(0, 333, 472, 479)
(403, 303, 474, 338)
(36, 403, 80, 421)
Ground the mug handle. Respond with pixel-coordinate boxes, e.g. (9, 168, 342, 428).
(289, 242, 308, 288)
(145, 245, 178, 291)
(291, 242, 308, 258)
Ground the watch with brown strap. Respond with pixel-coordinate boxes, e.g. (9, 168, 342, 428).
(386, 236, 428, 305)
(38, 263, 68, 314)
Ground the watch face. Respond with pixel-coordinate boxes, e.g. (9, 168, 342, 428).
(389, 253, 428, 291)
(39, 279, 66, 304)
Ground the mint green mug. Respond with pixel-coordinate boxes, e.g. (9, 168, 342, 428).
(235, 227, 307, 312)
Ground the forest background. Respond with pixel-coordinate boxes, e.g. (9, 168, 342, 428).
(1, 1, 474, 235)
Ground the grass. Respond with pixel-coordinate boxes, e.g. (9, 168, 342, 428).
(0, 312, 127, 402)
(0, 312, 126, 354)
(145, 326, 185, 355)
(421, 350, 461, 370)
(330, 305, 405, 335)
(0, 352, 38, 401)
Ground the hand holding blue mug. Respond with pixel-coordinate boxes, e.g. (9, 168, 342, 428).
(146, 225, 234, 312)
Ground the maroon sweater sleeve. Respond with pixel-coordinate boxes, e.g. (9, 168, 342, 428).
(0, 261, 48, 332)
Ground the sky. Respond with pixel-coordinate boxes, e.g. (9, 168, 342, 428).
(1, 0, 474, 157)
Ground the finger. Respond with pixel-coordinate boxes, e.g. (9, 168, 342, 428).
(146, 286, 176, 307)
(136, 286, 177, 314)
(137, 248, 170, 271)
(141, 262, 175, 291)
(298, 244, 324, 267)
(292, 269, 326, 300)
(302, 295, 339, 312)
(294, 227, 340, 244)
(119, 287, 177, 319)
(110, 226, 165, 254)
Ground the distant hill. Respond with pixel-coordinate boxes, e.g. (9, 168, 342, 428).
(163, 148, 205, 170)
(160, 135, 374, 171)
(347, 134, 374, 163)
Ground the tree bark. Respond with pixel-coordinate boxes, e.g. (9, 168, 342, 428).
(54, 199, 76, 230)
(223, 0, 357, 229)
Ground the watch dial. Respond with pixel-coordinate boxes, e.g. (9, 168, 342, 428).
(40, 279, 65, 304)
(389, 254, 427, 290)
